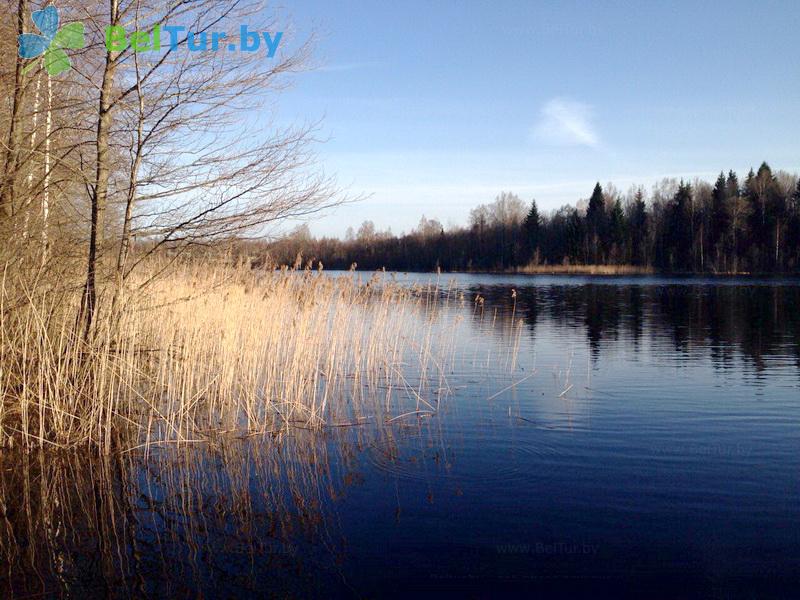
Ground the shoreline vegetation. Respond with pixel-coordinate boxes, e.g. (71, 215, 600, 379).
(427, 265, 789, 276)
(259, 163, 800, 276)
(0, 0, 534, 458)
(507, 265, 799, 276)
(0, 2, 358, 454)
(511, 264, 654, 275)
(1, 262, 475, 452)
(449, 264, 655, 276)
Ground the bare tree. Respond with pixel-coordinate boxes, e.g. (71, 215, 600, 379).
(0, 0, 29, 219)
(57, 0, 335, 335)
(0, 0, 339, 346)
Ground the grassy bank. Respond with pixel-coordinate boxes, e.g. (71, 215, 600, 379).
(511, 264, 655, 275)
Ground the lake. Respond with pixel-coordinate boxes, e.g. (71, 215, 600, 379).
(2, 273, 799, 598)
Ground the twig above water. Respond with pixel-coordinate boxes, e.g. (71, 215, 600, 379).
(486, 371, 536, 401)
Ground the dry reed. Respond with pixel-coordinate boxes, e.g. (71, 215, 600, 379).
(514, 263, 654, 275)
(0, 262, 462, 452)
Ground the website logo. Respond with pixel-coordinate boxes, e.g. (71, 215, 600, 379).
(105, 25, 283, 56)
(18, 5, 85, 75)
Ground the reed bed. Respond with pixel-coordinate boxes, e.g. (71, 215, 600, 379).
(0, 263, 463, 452)
(514, 263, 654, 275)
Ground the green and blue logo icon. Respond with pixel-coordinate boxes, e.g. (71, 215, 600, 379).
(18, 5, 85, 75)
(16, 4, 282, 76)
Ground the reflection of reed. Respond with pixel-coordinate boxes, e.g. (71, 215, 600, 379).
(0, 430, 366, 597)
(0, 276, 590, 597)
(1, 384, 500, 599)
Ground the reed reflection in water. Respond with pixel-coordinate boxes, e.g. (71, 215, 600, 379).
(2, 274, 799, 597)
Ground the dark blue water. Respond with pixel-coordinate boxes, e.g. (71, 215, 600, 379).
(2, 275, 799, 598)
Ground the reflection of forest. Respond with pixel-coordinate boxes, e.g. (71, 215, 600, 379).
(464, 284, 800, 370)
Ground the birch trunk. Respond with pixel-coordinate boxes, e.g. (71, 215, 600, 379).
(22, 71, 43, 240)
(41, 74, 52, 265)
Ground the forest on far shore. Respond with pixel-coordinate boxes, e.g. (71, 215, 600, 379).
(258, 162, 800, 274)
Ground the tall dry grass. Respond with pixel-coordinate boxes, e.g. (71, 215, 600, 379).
(515, 263, 654, 275)
(0, 262, 462, 452)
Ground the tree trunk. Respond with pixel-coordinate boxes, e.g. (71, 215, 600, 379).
(700, 223, 704, 271)
(22, 70, 43, 239)
(0, 0, 29, 219)
(80, 0, 119, 340)
(117, 55, 146, 278)
(41, 73, 52, 265)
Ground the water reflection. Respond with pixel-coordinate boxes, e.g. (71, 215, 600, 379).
(2, 276, 799, 597)
(462, 281, 800, 369)
(0, 434, 357, 597)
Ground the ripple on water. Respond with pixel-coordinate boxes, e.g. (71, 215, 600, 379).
(364, 425, 568, 487)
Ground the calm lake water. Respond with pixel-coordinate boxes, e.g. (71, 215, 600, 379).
(2, 274, 799, 598)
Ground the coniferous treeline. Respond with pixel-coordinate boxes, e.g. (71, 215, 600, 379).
(261, 163, 800, 274)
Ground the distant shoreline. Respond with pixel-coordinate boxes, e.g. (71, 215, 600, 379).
(494, 265, 798, 276)
(510, 264, 654, 275)
(358, 265, 800, 277)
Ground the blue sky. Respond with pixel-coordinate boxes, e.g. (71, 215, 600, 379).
(276, 0, 800, 237)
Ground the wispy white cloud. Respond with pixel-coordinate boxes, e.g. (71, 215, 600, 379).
(532, 97, 599, 148)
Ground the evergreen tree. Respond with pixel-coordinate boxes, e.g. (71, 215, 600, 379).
(586, 182, 606, 263)
(523, 199, 541, 261)
(628, 189, 648, 265)
(608, 199, 626, 261)
(667, 181, 693, 270)
(746, 162, 779, 269)
(711, 173, 729, 239)
(726, 170, 740, 198)
(726, 170, 744, 271)
(710, 172, 731, 270)
(566, 207, 585, 263)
